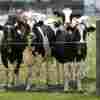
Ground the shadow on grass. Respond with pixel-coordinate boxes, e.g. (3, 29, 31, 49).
(82, 77, 96, 84)
(0, 77, 96, 95)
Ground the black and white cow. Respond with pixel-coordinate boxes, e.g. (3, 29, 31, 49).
(51, 8, 95, 90)
(64, 16, 95, 91)
(0, 13, 34, 89)
(44, 12, 96, 91)
(16, 10, 56, 90)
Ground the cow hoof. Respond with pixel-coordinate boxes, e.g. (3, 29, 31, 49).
(64, 87, 70, 93)
(11, 82, 15, 86)
(4, 85, 8, 89)
(25, 85, 32, 91)
(4, 84, 13, 90)
(77, 88, 84, 93)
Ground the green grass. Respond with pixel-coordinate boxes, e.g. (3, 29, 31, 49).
(0, 92, 99, 100)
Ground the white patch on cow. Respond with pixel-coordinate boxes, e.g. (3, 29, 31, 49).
(47, 24, 57, 35)
(17, 30, 22, 35)
(72, 17, 79, 27)
(0, 14, 8, 25)
(37, 27, 50, 52)
(14, 22, 18, 27)
(32, 12, 47, 23)
(0, 31, 4, 64)
(78, 16, 89, 28)
(71, 16, 90, 43)
(62, 8, 72, 23)
(5, 25, 13, 29)
(59, 25, 65, 31)
(27, 18, 35, 29)
(77, 24, 86, 43)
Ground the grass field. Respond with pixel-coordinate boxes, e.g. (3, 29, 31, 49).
(0, 92, 99, 100)
(0, 16, 97, 99)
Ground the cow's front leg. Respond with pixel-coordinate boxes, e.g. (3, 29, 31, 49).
(74, 62, 82, 91)
(5, 67, 9, 89)
(25, 64, 33, 91)
(14, 53, 22, 86)
(1, 54, 9, 88)
(64, 63, 72, 92)
(56, 61, 61, 85)
(14, 64, 20, 86)
(23, 47, 33, 90)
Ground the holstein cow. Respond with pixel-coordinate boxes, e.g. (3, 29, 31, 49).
(52, 9, 96, 91)
(0, 13, 34, 89)
(32, 22, 56, 87)
(19, 10, 56, 90)
(45, 9, 96, 90)
(24, 10, 59, 88)
(63, 16, 95, 91)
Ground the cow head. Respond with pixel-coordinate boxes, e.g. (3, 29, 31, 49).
(70, 16, 96, 43)
(0, 24, 16, 46)
(13, 10, 37, 47)
(64, 23, 81, 42)
(62, 8, 72, 24)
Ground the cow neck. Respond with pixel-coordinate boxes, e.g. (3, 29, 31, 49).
(36, 26, 50, 52)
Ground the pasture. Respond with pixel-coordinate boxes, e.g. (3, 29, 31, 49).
(0, 16, 97, 99)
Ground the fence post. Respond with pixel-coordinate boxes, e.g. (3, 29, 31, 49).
(96, 18, 100, 95)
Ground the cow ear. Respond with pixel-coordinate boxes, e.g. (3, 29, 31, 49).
(87, 24, 96, 32)
(0, 25, 4, 30)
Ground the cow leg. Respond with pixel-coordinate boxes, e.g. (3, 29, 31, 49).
(72, 61, 77, 89)
(45, 57, 49, 86)
(25, 64, 33, 91)
(74, 62, 82, 91)
(5, 66, 9, 88)
(62, 63, 65, 84)
(64, 63, 69, 91)
(23, 47, 34, 90)
(70, 62, 74, 89)
(11, 64, 15, 86)
(35, 54, 42, 87)
(64, 63, 72, 91)
(77, 63, 82, 91)
(14, 53, 22, 86)
(1, 54, 9, 88)
(56, 61, 60, 85)
(80, 60, 88, 79)
(70, 62, 75, 89)
(14, 63, 20, 86)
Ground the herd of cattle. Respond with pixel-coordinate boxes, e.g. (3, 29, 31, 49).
(0, 8, 96, 92)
